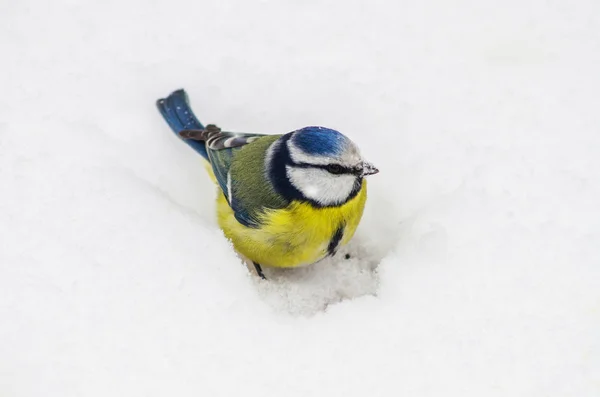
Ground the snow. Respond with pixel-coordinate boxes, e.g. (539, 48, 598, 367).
(1, 0, 599, 395)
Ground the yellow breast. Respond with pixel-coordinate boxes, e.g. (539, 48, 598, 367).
(216, 180, 368, 268)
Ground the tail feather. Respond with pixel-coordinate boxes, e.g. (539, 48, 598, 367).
(156, 89, 209, 160)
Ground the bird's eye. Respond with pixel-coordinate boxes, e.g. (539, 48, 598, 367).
(326, 164, 344, 174)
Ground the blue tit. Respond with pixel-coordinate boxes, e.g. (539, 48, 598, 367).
(156, 89, 378, 278)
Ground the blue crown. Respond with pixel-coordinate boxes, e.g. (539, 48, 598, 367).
(293, 126, 346, 156)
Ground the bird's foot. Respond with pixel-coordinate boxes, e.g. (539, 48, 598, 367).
(253, 262, 267, 280)
(178, 124, 221, 141)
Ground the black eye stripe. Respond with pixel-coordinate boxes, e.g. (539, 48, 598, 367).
(326, 164, 343, 174)
(292, 162, 357, 175)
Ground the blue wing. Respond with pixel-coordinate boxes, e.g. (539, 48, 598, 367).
(156, 89, 267, 227)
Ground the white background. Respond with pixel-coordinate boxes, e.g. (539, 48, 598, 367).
(1, 0, 599, 396)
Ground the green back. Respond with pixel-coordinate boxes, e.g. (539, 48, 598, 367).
(209, 134, 287, 227)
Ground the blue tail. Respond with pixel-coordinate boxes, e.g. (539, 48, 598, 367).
(156, 89, 208, 160)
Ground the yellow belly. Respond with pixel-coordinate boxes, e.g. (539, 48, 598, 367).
(216, 180, 368, 268)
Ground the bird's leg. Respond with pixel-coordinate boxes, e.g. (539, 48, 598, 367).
(237, 252, 267, 279)
(179, 124, 221, 141)
(253, 262, 267, 280)
(178, 129, 206, 140)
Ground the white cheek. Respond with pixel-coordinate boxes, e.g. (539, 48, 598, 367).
(286, 166, 357, 205)
(304, 185, 320, 197)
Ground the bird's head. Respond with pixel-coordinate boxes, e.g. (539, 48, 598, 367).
(267, 126, 378, 207)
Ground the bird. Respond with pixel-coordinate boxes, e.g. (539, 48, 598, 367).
(156, 89, 378, 278)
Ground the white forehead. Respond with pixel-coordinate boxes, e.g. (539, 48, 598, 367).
(287, 138, 362, 166)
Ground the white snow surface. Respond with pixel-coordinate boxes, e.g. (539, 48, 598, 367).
(2, 0, 600, 396)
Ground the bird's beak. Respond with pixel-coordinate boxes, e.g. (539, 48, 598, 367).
(361, 161, 379, 177)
